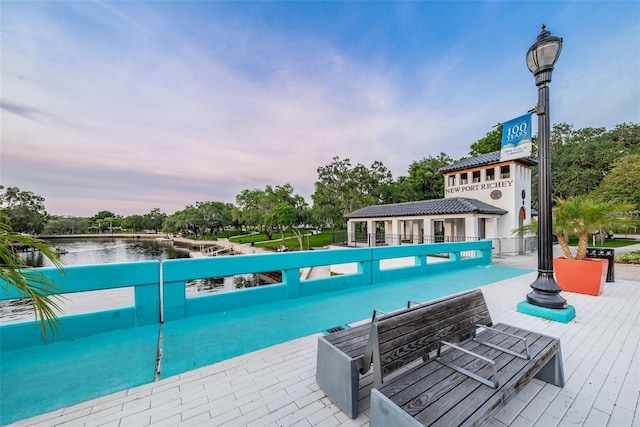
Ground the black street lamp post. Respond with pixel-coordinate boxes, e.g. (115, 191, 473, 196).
(526, 25, 567, 309)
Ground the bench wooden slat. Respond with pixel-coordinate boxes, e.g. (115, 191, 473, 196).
(378, 291, 490, 342)
(324, 324, 369, 345)
(425, 334, 558, 426)
(406, 328, 553, 423)
(379, 328, 508, 403)
(325, 329, 371, 361)
(374, 290, 492, 379)
(379, 305, 492, 374)
(383, 327, 533, 409)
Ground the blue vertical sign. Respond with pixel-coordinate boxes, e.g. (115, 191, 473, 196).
(500, 113, 532, 161)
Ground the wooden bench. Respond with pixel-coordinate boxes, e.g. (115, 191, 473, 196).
(316, 301, 426, 418)
(368, 289, 565, 426)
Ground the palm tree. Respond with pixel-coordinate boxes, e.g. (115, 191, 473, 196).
(1, 212, 64, 339)
(515, 195, 635, 260)
(552, 197, 634, 260)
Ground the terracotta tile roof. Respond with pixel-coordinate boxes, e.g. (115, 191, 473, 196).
(345, 197, 507, 219)
(438, 151, 537, 174)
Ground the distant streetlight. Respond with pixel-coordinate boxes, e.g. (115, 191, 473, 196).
(526, 25, 567, 309)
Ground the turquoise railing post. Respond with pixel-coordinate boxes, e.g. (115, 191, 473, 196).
(358, 248, 375, 284)
(481, 244, 493, 264)
(163, 279, 186, 321)
(134, 283, 161, 326)
(282, 268, 301, 298)
(415, 255, 427, 275)
(128, 261, 162, 326)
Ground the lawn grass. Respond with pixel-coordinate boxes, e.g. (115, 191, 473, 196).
(228, 233, 260, 243)
(230, 231, 287, 244)
(254, 229, 334, 250)
(194, 230, 246, 240)
(567, 237, 639, 248)
(181, 229, 335, 251)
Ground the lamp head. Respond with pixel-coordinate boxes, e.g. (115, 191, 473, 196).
(526, 25, 563, 85)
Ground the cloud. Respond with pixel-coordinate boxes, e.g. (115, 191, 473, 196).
(1, 1, 638, 217)
(0, 100, 47, 121)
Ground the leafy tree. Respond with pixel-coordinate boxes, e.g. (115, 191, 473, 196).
(142, 208, 167, 233)
(236, 184, 307, 240)
(43, 216, 90, 235)
(122, 215, 145, 232)
(469, 125, 503, 156)
(592, 154, 640, 207)
(549, 123, 640, 200)
(90, 210, 122, 232)
(0, 186, 49, 234)
(393, 153, 453, 202)
(231, 206, 246, 232)
(235, 189, 271, 238)
(194, 201, 233, 234)
(0, 211, 64, 339)
(166, 205, 201, 237)
(312, 157, 392, 228)
(163, 201, 233, 238)
(91, 210, 117, 222)
(272, 202, 304, 249)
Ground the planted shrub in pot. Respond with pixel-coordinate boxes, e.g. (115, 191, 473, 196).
(516, 196, 635, 295)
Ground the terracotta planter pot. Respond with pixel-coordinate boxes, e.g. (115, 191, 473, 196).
(554, 257, 607, 296)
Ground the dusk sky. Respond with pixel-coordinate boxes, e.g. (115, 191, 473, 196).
(2, 1, 638, 217)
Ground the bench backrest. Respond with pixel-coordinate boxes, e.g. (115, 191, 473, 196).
(323, 301, 426, 370)
(367, 289, 492, 387)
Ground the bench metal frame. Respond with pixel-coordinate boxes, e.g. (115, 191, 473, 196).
(316, 300, 421, 418)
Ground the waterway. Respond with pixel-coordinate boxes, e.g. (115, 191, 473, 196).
(21, 237, 189, 267)
(4, 238, 265, 323)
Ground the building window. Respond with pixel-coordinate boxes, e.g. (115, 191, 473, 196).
(500, 165, 510, 179)
(460, 173, 469, 185)
(448, 175, 455, 186)
(472, 170, 481, 183)
(486, 168, 495, 181)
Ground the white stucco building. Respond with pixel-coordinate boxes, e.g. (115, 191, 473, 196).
(343, 151, 537, 254)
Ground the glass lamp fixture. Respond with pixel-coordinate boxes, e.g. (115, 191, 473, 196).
(526, 25, 563, 85)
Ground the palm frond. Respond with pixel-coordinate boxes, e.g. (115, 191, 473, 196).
(0, 213, 65, 340)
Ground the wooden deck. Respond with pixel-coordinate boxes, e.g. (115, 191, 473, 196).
(7, 264, 639, 427)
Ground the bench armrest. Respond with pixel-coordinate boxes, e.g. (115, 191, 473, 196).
(371, 309, 387, 322)
(372, 300, 421, 321)
(436, 341, 499, 389)
(473, 325, 530, 360)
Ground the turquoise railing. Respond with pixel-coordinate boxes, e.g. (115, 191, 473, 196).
(0, 261, 160, 351)
(1, 240, 491, 350)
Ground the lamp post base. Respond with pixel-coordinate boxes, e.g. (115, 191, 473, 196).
(527, 272, 567, 309)
(517, 301, 576, 323)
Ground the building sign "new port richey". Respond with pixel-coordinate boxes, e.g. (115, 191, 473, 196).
(445, 180, 514, 194)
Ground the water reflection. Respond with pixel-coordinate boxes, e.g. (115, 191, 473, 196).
(0, 298, 36, 322)
(4, 238, 189, 322)
(186, 274, 268, 297)
(20, 238, 189, 267)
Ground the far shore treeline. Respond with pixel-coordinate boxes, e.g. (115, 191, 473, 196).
(2, 123, 639, 240)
